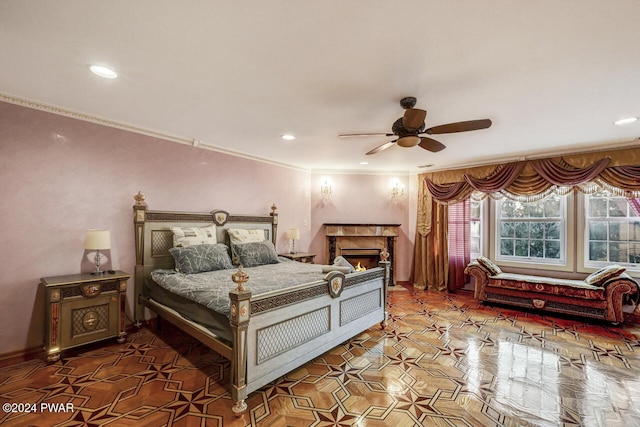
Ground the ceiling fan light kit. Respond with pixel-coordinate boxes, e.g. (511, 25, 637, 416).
(396, 135, 421, 147)
(341, 97, 492, 157)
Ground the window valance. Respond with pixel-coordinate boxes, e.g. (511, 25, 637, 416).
(425, 156, 640, 204)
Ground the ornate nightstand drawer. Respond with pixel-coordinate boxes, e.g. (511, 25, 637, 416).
(60, 293, 119, 348)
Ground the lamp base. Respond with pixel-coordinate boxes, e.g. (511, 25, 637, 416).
(92, 250, 105, 275)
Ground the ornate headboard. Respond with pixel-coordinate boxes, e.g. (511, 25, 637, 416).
(132, 192, 278, 322)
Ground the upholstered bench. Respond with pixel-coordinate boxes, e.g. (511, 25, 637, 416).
(465, 257, 640, 324)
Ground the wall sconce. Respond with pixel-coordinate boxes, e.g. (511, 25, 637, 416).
(391, 179, 404, 198)
(320, 180, 332, 199)
(286, 228, 300, 254)
(85, 229, 111, 274)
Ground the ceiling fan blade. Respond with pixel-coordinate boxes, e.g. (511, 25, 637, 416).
(425, 119, 492, 135)
(403, 108, 427, 131)
(339, 132, 393, 138)
(418, 137, 446, 152)
(366, 140, 396, 155)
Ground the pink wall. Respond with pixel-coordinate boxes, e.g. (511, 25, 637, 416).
(309, 173, 413, 281)
(0, 101, 313, 356)
(0, 101, 415, 357)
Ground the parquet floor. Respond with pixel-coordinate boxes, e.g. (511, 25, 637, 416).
(2, 286, 640, 426)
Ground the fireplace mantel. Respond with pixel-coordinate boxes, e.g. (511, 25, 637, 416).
(324, 223, 400, 237)
(324, 223, 400, 284)
(324, 223, 401, 227)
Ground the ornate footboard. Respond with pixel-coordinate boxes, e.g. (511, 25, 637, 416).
(228, 264, 390, 414)
(466, 260, 639, 324)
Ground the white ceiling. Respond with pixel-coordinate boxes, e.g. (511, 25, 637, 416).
(2, 0, 639, 173)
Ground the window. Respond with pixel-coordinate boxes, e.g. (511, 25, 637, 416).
(448, 199, 471, 289)
(585, 190, 640, 268)
(470, 199, 482, 260)
(496, 195, 565, 264)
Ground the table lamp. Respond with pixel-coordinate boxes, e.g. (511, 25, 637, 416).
(85, 229, 111, 274)
(286, 228, 300, 254)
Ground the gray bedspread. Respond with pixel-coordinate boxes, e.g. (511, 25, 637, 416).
(150, 258, 326, 317)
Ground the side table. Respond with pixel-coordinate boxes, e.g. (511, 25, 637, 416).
(279, 252, 316, 263)
(41, 270, 130, 362)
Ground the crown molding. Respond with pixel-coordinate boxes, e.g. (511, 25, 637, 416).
(0, 92, 310, 173)
(0, 92, 195, 145)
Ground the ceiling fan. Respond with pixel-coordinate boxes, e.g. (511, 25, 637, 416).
(339, 97, 492, 155)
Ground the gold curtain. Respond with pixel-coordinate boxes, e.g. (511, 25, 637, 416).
(425, 145, 640, 185)
(413, 199, 448, 291)
(412, 144, 640, 291)
(427, 157, 618, 203)
(413, 173, 448, 291)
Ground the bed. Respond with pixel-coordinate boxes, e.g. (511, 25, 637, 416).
(132, 193, 391, 415)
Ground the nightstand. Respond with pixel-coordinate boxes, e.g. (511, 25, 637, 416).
(41, 270, 130, 362)
(279, 252, 316, 263)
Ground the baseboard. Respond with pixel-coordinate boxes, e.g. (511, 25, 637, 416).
(0, 346, 44, 368)
(0, 322, 153, 368)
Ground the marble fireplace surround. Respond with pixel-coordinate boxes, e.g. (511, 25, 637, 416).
(324, 223, 400, 284)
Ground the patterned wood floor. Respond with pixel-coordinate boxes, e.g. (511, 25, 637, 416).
(2, 286, 640, 426)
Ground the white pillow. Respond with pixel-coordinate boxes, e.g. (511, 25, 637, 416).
(171, 225, 217, 247)
(227, 228, 267, 245)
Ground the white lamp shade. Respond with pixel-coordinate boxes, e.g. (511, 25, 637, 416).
(85, 230, 111, 250)
(286, 229, 300, 240)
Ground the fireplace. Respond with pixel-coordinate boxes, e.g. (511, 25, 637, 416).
(340, 248, 382, 271)
(324, 223, 399, 284)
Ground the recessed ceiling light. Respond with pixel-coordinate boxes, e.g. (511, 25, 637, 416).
(281, 134, 296, 140)
(89, 65, 118, 79)
(360, 161, 368, 165)
(614, 117, 638, 126)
